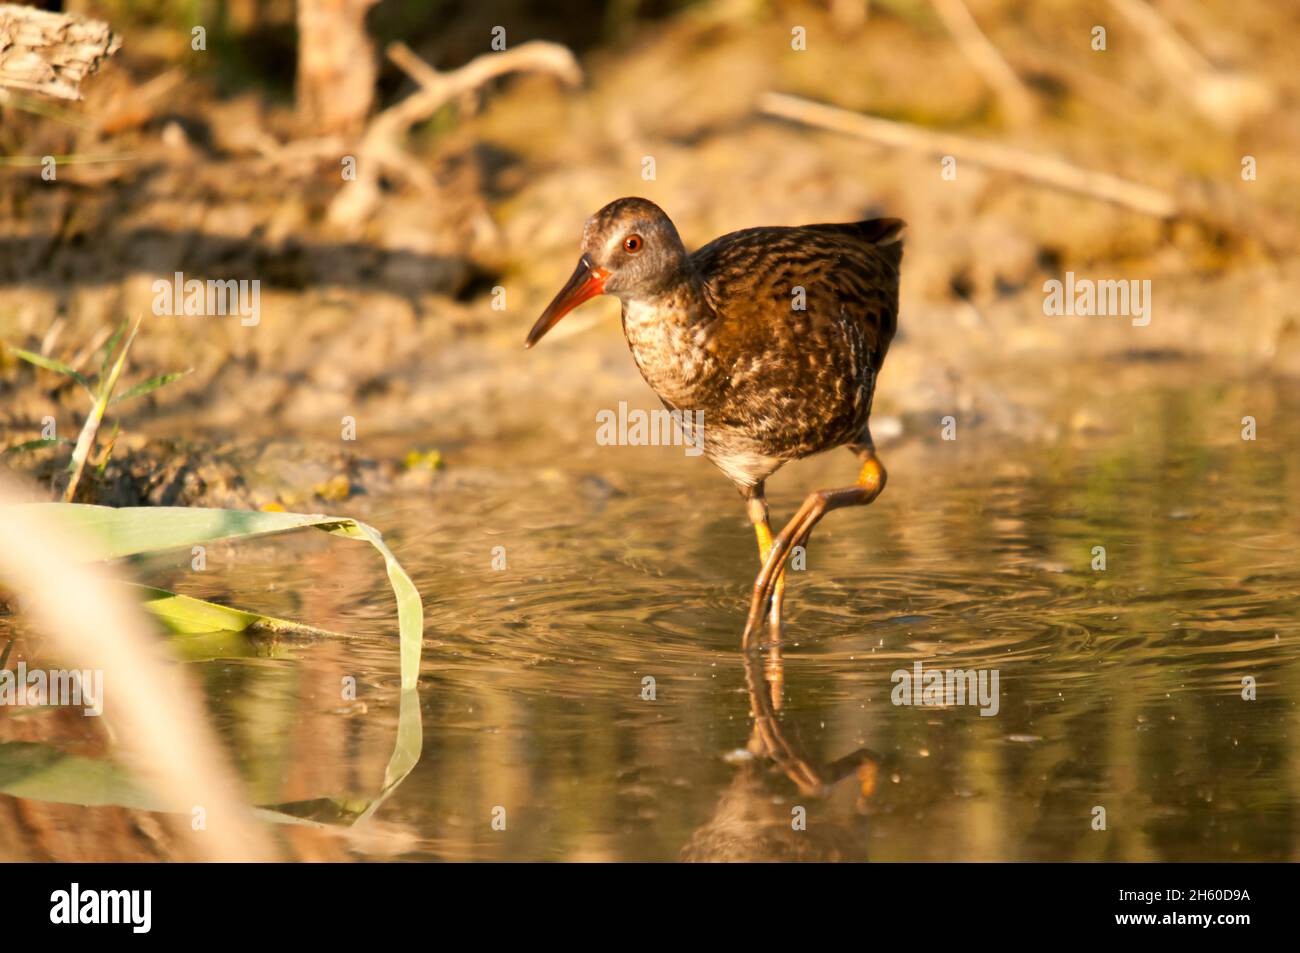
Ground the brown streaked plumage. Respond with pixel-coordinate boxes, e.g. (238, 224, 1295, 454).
(527, 197, 902, 694)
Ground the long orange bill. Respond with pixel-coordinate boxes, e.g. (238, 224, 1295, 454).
(525, 256, 610, 348)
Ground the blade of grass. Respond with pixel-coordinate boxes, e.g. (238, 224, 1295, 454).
(63, 316, 141, 502)
(0, 91, 95, 128)
(111, 368, 193, 405)
(99, 317, 128, 381)
(2, 438, 74, 456)
(7, 347, 94, 396)
(0, 153, 137, 167)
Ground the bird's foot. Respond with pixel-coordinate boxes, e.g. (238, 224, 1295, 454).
(740, 457, 886, 652)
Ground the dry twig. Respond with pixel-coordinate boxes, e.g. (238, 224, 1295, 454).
(328, 40, 583, 228)
(760, 91, 1178, 219)
(930, 0, 1036, 125)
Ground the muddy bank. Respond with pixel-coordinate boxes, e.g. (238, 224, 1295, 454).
(3, 3, 1299, 504)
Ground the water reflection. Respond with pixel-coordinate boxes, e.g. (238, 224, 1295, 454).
(2, 378, 1299, 860)
(680, 648, 879, 861)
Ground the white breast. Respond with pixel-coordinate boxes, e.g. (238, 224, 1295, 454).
(621, 299, 712, 403)
(710, 448, 786, 489)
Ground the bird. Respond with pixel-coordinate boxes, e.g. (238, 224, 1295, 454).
(525, 196, 902, 673)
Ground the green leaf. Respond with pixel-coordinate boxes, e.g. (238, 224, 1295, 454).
(110, 368, 193, 405)
(2, 437, 73, 455)
(8, 347, 93, 395)
(0, 742, 153, 810)
(24, 504, 350, 560)
(0, 503, 426, 822)
(0, 741, 377, 826)
(96, 315, 140, 404)
(132, 583, 343, 639)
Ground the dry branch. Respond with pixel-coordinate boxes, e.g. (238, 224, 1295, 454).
(328, 40, 583, 227)
(760, 92, 1178, 219)
(931, 0, 1036, 125)
(0, 4, 119, 101)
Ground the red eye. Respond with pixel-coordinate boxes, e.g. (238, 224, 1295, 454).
(623, 234, 643, 253)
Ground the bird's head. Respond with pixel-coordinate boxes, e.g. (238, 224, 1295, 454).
(525, 197, 688, 348)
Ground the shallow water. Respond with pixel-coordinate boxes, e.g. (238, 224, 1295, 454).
(4, 377, 1300, 860)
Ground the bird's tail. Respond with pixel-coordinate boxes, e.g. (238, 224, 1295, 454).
(856, 217, 906, 246)
(856, 218, 904, 275)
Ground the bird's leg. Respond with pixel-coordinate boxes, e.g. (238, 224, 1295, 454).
(742, 449, 887, 648)
(746, 488, 786, 709)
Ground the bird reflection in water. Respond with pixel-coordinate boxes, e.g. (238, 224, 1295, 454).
(680, 647, 882, 862)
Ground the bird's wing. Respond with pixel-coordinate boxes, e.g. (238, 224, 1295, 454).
(693, 221, 903, 371)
